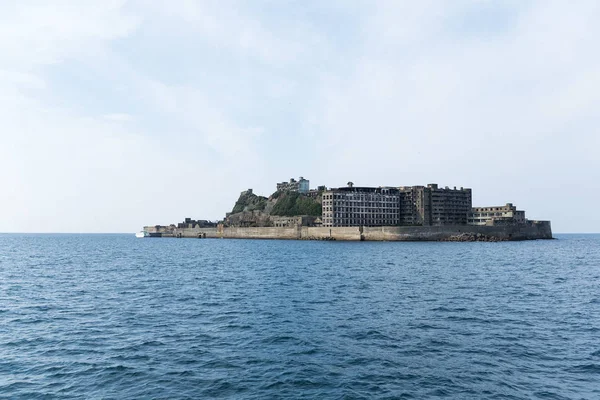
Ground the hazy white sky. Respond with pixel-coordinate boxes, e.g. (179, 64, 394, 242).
(1, 1, 598, 233)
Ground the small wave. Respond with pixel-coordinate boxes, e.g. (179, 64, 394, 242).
(445, 315, 489, 324)
(2, 233, 600, 398)
(566, 363, 600, 373)
(431, 306, 468, 312)
(408, 321, 446, 330)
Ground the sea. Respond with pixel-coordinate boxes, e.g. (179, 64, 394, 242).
(0, 233, 599, 399)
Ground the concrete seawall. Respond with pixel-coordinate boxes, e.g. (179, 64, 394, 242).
(362, 222, 552, 241)
(158, 221, 552, 241)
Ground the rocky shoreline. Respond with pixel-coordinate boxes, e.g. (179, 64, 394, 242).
(441, 233, 509, 242)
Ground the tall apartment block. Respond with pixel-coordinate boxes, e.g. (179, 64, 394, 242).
(322, 183, 472, 227)
(321, 186, 401, 227)
(398, 186, 431, 225)
(429, 184, 472, 225)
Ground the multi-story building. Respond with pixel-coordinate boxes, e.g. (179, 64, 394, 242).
(322, 185, 400, 227)
(277, 177, 309, 194)
(468, 203, 526, 225)
(428, 184, 472, 225)
(322, 182, 472, 227)
(398, 186, 431, 226)
(400, 184, 472, 226)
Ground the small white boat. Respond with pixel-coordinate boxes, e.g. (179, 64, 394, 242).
(135, 231, 150, 238)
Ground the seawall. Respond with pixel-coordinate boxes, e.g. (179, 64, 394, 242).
(154, 221, 552, 241)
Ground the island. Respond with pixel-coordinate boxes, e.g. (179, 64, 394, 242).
(141, 177, 552, 241)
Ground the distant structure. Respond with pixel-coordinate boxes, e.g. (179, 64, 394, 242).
(400, 184, 472, 226)
(277, 177, 309, 194)
(468, 203, 526, 226)
(322, 183, 472, 227)
(271, 215, 320, 228)
(142, 178, 552, 241)
(177, 218, 218, 229)
(322, 184, 401, 227)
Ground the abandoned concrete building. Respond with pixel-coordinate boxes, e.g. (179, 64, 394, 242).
(322, 183, 473, 228)
(429, 184, 473, 225)
(322, 186, 401, 227)
(468, 203, 526, 226)
(177, 218, 218, 229)
(276, 177, 310, 194)
(271, 215, 320, 227)
(230, 178, 534, 229)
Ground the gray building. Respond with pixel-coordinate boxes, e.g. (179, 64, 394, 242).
(322, 183, 472, 227)
(398, 186, 431, 226)
(429, 184, 472, 225)
(322, 185, 400, 227)
(277, 177, 309, 194)
(468, 203, 526, 225)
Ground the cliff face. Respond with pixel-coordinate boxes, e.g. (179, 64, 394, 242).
(225, 190, 322, 227)
(231, 191, 268, 214)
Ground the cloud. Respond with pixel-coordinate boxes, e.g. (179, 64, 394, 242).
(0, 0, 270, 232)
(0, 1, 140, 68)
(103, 113, 134, 122)
(136, 0, 324, 66)
(308, 1, 600, 231)
(0, 0, 598, 232)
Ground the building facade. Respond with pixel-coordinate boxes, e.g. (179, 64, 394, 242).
(398, 186, 431, 226)
(428, 184, 472, 225)
(276, 177, 309, 194)
(468, 203, 526, 225)
(322, 186, 401, 227)
(322, 183, 472, 227)
(271, 215, 319, 227)
(177, 218, 218, 228)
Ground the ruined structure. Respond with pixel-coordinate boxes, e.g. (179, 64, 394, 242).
(142, 176, 552, 241)
(271, 215, 320, 228)
(322, 183, 472, 228)
(276, 177, 310, 194)
(321, 186, 401, 227)
(468, 203, 526, 226)
(177, 218, 218, 229)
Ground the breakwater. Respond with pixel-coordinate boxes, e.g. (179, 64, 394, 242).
(147, 221, 552, 241)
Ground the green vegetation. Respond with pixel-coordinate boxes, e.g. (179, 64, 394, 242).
(270, 192, 322, 217)
(231, 191, 268, 214)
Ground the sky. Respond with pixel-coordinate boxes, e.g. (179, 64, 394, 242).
(1, 0, 599, 233)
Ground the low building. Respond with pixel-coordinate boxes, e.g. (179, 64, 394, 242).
(144, 224, 175, 233)
(306, 185, 327, 198)
(468, 203, 526, 225)
(177, 218, 218, 229)
(277, 177, 309, 194)
(271, 215, 319, 227)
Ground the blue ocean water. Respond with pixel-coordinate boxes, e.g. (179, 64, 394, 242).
(0, 234, 599, 399)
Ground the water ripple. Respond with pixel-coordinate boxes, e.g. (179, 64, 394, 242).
(0, 233, 599, 398)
